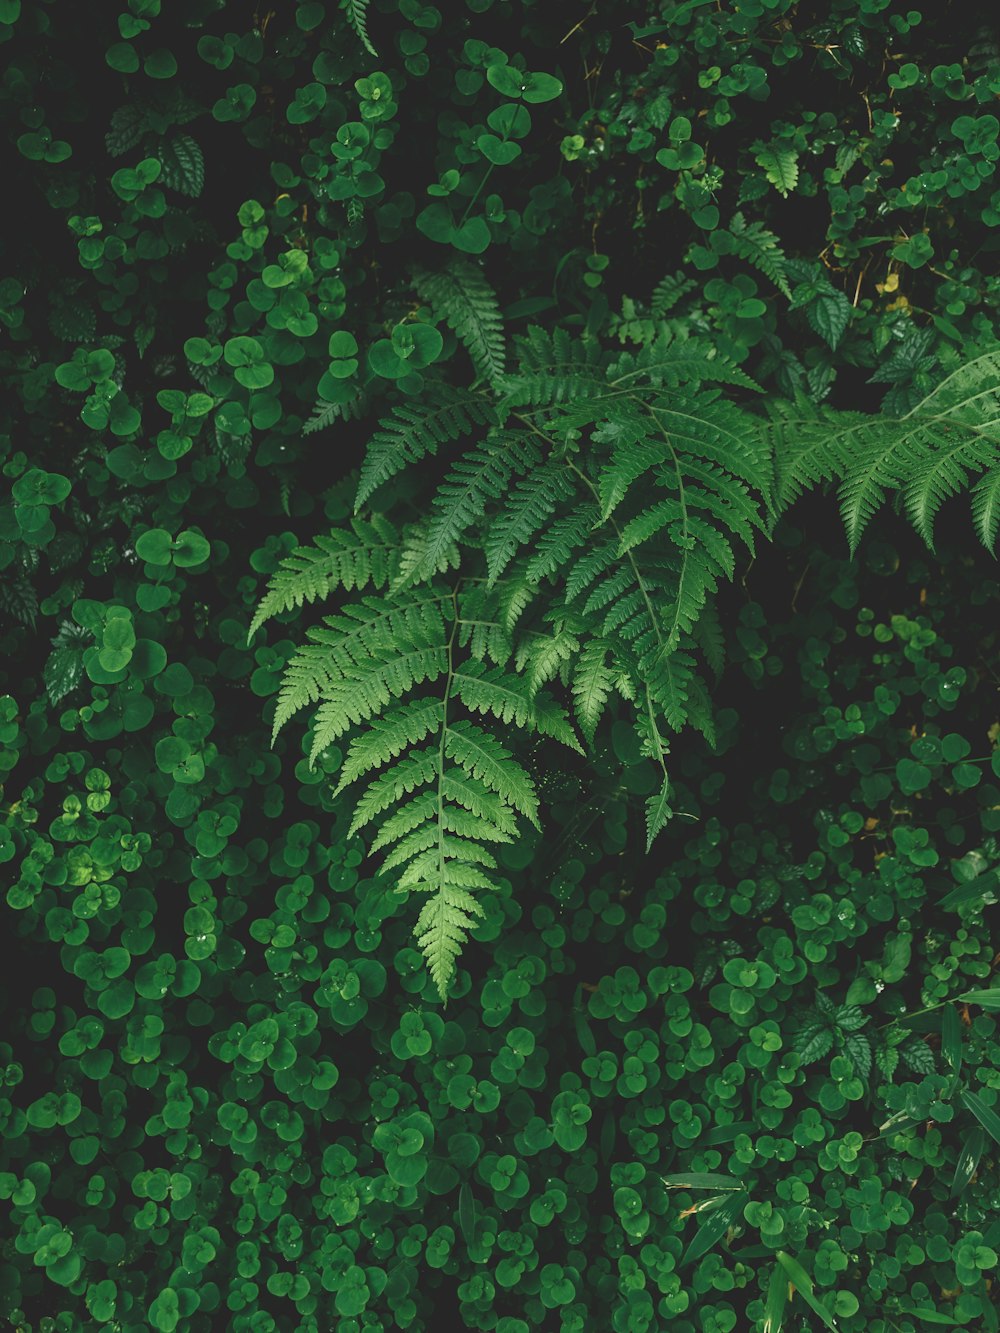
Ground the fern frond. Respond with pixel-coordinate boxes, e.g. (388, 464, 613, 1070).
(383, 829, 499, 876)
(444, 720, 540, 827)
(454, 583, 513, 668)
(645, 776, 672, 853)
(412, 879, 486, 998)
(451, 660, 582, 751)
(516, 625, 581, 697)
(838, 422, 929, 553)
(303, 390, 367, 436)
(646, 648, 698, 731)
(650, 271, 698, 317)
(334, 698, 444, 793)
(763, 393, 852, 512)
(485, 463, 575, 584)
(563, 536, 619, 602)
(497, 576, 537, 634)
(355, 386, 494, 510)
(902, 434, 999, 548)
(406, 434, 540, 583)
(770, 349, 1000, 550)
(439, 772, 520, 835)
(691, 600, 725, 679)
(524, 503, 599, 584)
(596, 395, 768, 520)
(572, 640, 614, 745)
(902, 347, 1000, 422)
(368, 792, 439, 855)
(250, 515, 399, 637)
(309, 643, 447, 757)
(349, 748, 441, 834)
(393, 523, 462, 589)
(273, 588, 448, 731)
(502, 325, 609, 407)
(401, 853, 496, 894)
(608, 327, 762, 394)
(342, 0, 377, 56)
(726, 211, 791, 299)
(413, 260, 507, 389)
(972, 467, 1000, 553)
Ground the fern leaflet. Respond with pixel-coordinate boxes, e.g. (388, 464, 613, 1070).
(342, 0, 377, 56)
(406, 433, 540, 584)
(726, 211, 791, 299)
(413, 260, 507, 389)
(355, 386, 494, 510)
(249, 516, 399, 638)
(972, 467, 1000, 552)
(303, 390, 367, 436)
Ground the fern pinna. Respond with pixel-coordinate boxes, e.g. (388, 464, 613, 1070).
(766, 345, 1000, 552)
(256, 325, 774, 997)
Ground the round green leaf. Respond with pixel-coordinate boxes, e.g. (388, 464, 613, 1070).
(135, 529, 173, 565)
(172, 530, 211, 567)
(478, 134, 521, 165)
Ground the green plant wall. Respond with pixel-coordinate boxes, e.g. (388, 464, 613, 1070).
(2, 1, 1000, 1330)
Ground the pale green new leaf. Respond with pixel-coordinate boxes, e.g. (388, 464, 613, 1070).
(754, 143, 799, 197)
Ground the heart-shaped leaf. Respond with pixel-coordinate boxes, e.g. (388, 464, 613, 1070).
(451, 217, 491, 255)
(477, 133, 521, 166)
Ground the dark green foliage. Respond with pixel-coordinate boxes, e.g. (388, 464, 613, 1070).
(3, 1, 1000, 1331)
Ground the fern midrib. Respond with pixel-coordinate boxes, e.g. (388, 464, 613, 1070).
(434, 585, 461, 919)
(508, 410, 675, 744)
(645, 402, 691, 655)
(900, 351, 1000, 422)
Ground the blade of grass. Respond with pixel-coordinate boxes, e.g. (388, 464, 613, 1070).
(961, 1089, 1000, 1148)
(775, 1250, 839, 1332)
(679, 1193, 742, 1268)
(950, 1125, 986, 1199)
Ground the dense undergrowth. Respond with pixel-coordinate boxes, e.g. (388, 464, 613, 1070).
(2, 1, 1000, 1329)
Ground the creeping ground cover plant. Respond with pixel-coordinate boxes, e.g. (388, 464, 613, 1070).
(2, 0, 1000, 1329)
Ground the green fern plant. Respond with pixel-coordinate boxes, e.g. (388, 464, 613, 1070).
(257, 334, 1000, 995)
(256, 325, 777, 995)
(257, 580, 581, 997)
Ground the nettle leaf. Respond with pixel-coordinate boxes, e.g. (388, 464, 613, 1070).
(156, 133, 204, 197)
(106, 103, 148, 156)
(794, 1024, 834, 1064)
(805, 290, 852, 351)
(899, 1038, 935, 1075)
(843, 1032, 872, 1081)
(834, 1004, 868, 1032)
(43, 621, 91, 704)
(875, 1042, 900, 1080)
